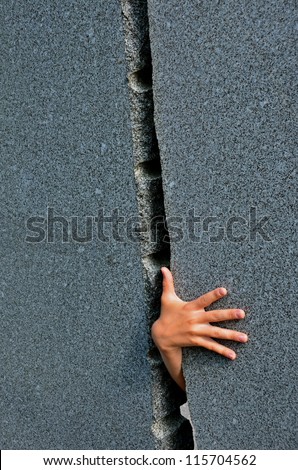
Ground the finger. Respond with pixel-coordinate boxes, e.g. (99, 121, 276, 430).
(206, 326, 248, 343)
(188, 287, 227, 309)
(194, 336, 237, 360)
(161, 267, 176, 297)
(197, 308, 245, 323)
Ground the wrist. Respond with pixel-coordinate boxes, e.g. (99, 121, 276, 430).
(151, 320, 179, 354)
(158, 346, 185, 391)
(151, 320, 185, 391)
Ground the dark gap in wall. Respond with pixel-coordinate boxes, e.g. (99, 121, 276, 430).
(150, 126, 159, 160)
(136, 158, 162, 179)
(128, 63, 153, 92)
(135, 62, 153, 88)
(143, 246, 171, 270)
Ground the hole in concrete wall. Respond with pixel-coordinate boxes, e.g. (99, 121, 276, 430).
(143, 246, 171, 271)
(151, 246, 171, 267)
(150, 127, 160, 160)
(128, 63, 153, 92)
(136, 159, 162, 179)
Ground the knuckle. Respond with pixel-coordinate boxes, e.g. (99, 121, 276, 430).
(227, 330, 237, 341)
(210, 312, 219, 322)
(233, 331, 241, 341)
(212, 328, 221, 339)
(187, 316, 197, 326)
(188, 324, 197, 336)
(223, 309, 232, 319)
(209, 343, 217, 353)
(220, 346, 229, 356)
(225, 329, 238, 340)
(191, 336, 201, 346)
(222, 329, 231, 339)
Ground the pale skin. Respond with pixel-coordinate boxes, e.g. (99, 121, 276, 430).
(151, 267, 248, 391)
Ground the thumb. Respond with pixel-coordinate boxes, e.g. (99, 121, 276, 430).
(161, 267, 176, 297)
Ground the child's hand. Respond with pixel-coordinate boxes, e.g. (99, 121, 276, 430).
(151, 267, 248, 390)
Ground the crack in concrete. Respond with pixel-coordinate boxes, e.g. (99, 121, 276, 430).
(120, 0, 194, 450)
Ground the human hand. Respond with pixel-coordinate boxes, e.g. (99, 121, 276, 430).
(151, 267, 248, 390)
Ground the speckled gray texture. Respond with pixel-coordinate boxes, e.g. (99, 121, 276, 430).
(0, 0, 156, 449)
(148, 0, 297, 449)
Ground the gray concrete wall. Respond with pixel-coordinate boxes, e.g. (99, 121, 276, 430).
(0, 0, 156, 449)
(2, 0, 296, 450)
(148, 0, 297, 449)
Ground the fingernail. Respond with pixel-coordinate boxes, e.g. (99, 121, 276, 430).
(239, 334, 248, 342)
(236, 309, 245, 319)
(228, 352, 236, 360)
(219, 287, 227, 295)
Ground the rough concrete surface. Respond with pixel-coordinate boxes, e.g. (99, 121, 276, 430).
(148, 0, 297, 449)
(0, 0, 155, 449)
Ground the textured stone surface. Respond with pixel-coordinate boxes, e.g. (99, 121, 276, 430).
(0, 0, 156, 449)
(148, 0, 297, 449)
